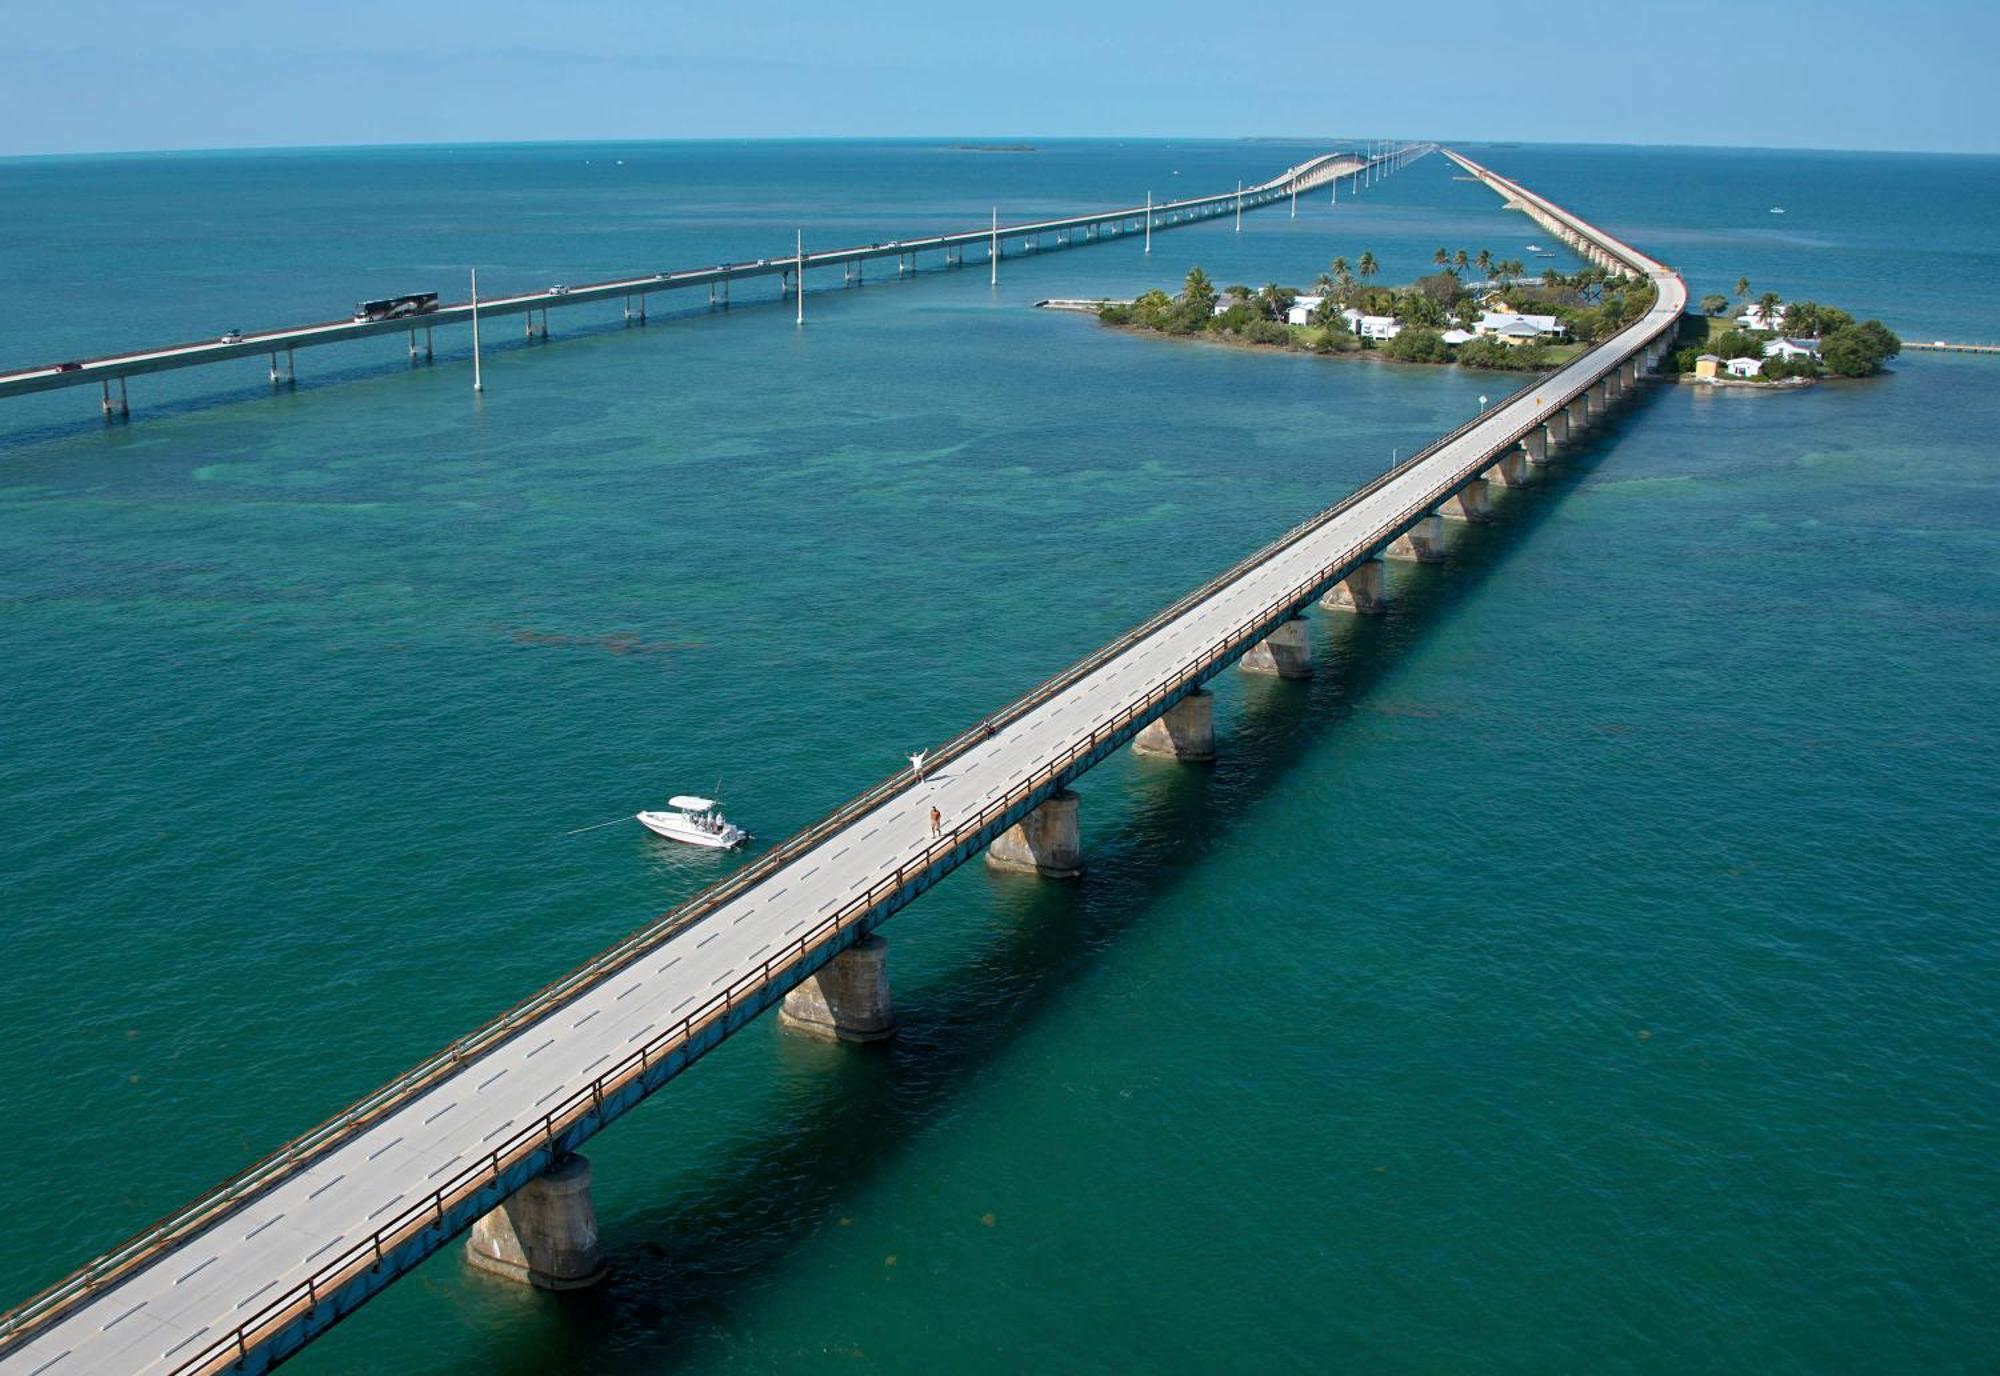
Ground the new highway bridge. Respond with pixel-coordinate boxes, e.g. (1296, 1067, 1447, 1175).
(0, 147, 1396, 418)
(0, 147, 1685, 1375)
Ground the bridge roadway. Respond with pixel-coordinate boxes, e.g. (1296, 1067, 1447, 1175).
(0, 146, 1678, 1376)
(0, 148, 1397, 407)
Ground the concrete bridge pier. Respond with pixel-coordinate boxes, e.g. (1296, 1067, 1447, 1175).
(1563, 400, 1586, 438)
(987, 790, 1084, 878)
(268, 348, 295, 386)
(779, 934, 894, 1041)
(1545, 408, 1570, 445)
(1133, 689, 1215, 762)
(1440, 478, 1492, 522)
(100, 377, 129, 420)
(1522, 429, 1550, 467)
(1595, 378, 1614, 411)
(1321, 557, 1388, 614)
(1240, 615, 1314, 678)
(465, 1154, 608, 1291)
(1386, 514, 1447, 562)
(1483, 449, 1530, 487)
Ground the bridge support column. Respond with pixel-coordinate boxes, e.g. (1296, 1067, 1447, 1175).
(987, 790, 1083, 879)
(1484, 450, 1530, 488)
(1133, 689, 1215, 762)
(1522, 429, 1550, 467)
(1622, 358, 1639, 387)
(1439, 478, 1492, 523)
(466, 1154, 608, 1291)
(780, 934, 894, 1041)
(1386, 514, 1447, 563)
(1546, 409, 1570, 445)
(1595, 379, 1614, 411)
(1240, 615, 1314, 678)
(1321, 557, 1388, 613)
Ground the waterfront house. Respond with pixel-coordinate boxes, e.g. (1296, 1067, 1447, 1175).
(1475, 310, 1566, 339)
(1694, 353, 1722, 380)
(1724, 356, 1764, 378)
(1441, 328, 1477, 345)
(1737, 304, 1786, 331)
(1285, 294, 1325, 327)
(1341, 307, 1402, 340)
(1493, 320, 1547, 347)
(1762, 337, 1820, 361)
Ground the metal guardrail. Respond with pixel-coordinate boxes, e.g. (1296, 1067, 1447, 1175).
(4, 143, 1675, 1374)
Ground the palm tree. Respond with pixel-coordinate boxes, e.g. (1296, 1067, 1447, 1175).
(1452, 249, 1470, 277)
(1542, 268, 1561, 289)
(1735, 276, 1751, 302)
(1181, 265, 1216, 310)
(1756, 291, 1783, 329)
(1330, 255, 1351, 281)
(1433, 247, 1450, 272)
(1475, 248, 1494, 280)
(1357, 251, 1379, 285)
(1312, 272, 1337, 298)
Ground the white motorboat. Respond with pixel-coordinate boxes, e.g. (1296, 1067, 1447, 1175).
(636, 795, 748, 849)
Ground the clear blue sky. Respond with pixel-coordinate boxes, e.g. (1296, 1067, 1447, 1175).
(3, 0, 1992, 157)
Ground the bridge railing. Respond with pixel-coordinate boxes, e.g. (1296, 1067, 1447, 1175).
(170, 271, 1672, 1376)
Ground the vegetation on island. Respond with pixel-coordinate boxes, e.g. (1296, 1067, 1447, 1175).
(1678, 275, 1901, 379)
(1096, 245, 1657, 372)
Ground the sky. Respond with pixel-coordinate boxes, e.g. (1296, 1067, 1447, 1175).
(1, 0, 1993, 158)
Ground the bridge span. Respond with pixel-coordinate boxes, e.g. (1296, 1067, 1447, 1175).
(0, 146, 1415, 419)
(0, 146, 1681, 1375)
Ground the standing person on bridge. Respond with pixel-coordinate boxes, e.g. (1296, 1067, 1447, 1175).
(910, 749, 928, 782)
(929, 806, 942, 838)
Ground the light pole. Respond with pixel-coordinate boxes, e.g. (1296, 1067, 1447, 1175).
(795, 229, 805, 326)
(470, 268, 483, 393)
(990, 207, 998, 286)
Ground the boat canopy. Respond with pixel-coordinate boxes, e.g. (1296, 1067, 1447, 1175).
(668, 795, 717, 812)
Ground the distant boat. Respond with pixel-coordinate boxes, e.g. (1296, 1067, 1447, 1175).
(637, 795, 749, 849)
(1525, 243, 1543, 251)
(1769, 206, 1786, 215)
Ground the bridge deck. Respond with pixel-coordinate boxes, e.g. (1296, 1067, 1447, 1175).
(1, 147, 1685, 1376)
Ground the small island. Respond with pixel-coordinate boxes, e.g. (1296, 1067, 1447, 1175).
(1675, 280, 1900, 383)
(1096, 247, 1659, 372)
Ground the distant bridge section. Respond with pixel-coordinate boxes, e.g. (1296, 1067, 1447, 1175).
(0, 147, 1416, 417)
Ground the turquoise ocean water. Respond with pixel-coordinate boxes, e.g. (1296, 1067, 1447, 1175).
(1, 139, 1995, 1372)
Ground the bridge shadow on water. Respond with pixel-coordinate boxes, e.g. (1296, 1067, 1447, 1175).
(461, 396, 1653, 1373)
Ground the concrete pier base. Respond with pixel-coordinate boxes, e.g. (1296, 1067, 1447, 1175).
(1485, 450, 1530, 488)
(1546, 409, 1570, 445)
(1564, 401, 1586, 437)
(1439, 479, 1492, 523)
(1133, 689, 1215, 762)
(1320, 558, 1388, 613)
(986, 790, 1083, 878)
(465, 1155, 608, 1291)
(1522, 429, 1550, 467)
(1385, 513, 1446, 563)
(779, 934, 894, 1042)
(1240, 616, 1314, 678)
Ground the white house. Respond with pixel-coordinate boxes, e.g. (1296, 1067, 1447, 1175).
(1475, 310, 1565, 339)
(1441, 328, 1477, 345)
(1341, 307, 1402, 340)
(1724, 356, 1764, 378)
(1285, 294, 1325, 327)
(1737, 304, 1787, 332)
(1762, 337, 1819, 361)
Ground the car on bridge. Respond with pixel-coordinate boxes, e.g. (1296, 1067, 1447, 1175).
(219, 329, 243, 343)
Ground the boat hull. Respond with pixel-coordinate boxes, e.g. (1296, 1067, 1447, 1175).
(636, 811, 747, 849)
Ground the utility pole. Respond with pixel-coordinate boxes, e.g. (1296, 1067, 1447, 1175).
(470, 268, 483, 393)
(795, 230, 804, 325)
(1235, 180, 1243, 232)
(990, 207, 998, 286)
(1145, 190, 1152, 254)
